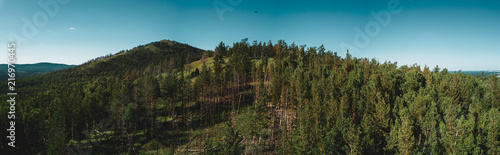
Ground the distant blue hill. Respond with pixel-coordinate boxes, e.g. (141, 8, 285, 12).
(450, 70, 500, 77)
(0, 62, 76, 80)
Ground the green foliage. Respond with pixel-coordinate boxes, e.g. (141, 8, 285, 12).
(220, 121, 242, 155)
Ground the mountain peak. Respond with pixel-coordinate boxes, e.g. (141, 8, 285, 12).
(77, 39, 207, 74)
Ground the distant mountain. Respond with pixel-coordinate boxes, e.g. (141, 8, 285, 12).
(0, 62, 76, 79)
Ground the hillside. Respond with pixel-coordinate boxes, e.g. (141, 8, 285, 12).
(3, 40, 207, 95)
(0, 39, 208, 154)
(0, 39, 499, 154)
(0, 63, 76, 79)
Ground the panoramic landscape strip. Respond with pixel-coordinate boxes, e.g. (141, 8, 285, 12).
(1, 0, 499, 154)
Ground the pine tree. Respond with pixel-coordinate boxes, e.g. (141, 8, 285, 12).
(420, 96, 443, 154)
(386, 103, 415, 154)
(479, 108, 500, 154)
(455, 114, 477, 153)
(221, 120, 242, 155)
(439, 97, 460, 154)
(45, 97, 67, 154)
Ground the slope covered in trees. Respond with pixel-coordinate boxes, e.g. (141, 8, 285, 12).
(0, 39, 498, 154)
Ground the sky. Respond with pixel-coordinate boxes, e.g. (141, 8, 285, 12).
(0, 0, 499, 71)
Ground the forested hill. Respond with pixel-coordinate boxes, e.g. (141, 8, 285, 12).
(1, 39, 499, 154)
(73, 39, 207, 74)
(4, 39, 207, 95)
(0, 63, 76, 79)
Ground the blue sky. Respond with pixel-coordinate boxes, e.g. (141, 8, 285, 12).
(1, 0, 499, 71)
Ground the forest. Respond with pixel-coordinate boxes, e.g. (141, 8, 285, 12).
(0, 39, 499, 154)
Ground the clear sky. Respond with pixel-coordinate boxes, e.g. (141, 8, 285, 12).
(1, 0, 499, 71)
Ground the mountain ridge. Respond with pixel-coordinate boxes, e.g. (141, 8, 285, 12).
(0, 63, 76, 79)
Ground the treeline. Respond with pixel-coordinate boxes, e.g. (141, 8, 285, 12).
(0, 39, 498, 154)
(246, 41, 500, 154)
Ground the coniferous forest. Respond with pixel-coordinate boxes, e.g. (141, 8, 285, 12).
(1, 39, 499, 154)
